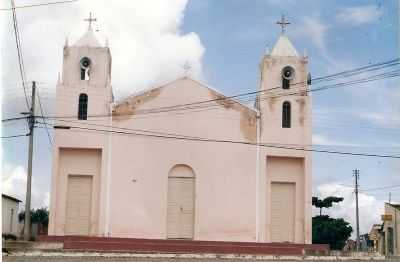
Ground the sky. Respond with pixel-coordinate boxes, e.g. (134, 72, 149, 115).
(1, 0, 399, 238)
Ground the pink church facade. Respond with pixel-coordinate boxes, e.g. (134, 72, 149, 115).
(48, 25, 312, 244)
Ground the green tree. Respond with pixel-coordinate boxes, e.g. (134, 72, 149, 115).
(312, 196, 352, 250)
(312, 196, 344, 216)
(19, 208, 49, 226)
(312, 215, 352, 250)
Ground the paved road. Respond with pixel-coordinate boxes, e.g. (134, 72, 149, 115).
(3, 255, 397, 262)
(3, 256, 283, 262)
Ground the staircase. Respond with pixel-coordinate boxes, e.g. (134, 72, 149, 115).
(37, 236, 329, 256)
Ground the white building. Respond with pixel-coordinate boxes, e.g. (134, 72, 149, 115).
(379, 203, 400, 256)
(2, 194, 21, 236)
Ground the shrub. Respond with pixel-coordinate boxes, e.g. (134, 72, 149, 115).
(2, 233, 17, 241)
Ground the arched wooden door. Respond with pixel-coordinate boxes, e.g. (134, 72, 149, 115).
(167, 165, 195, 239)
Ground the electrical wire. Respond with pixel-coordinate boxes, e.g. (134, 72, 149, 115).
(2, 116, 29, 122)
(11, 0, 30, 110)
(45, 118, 400, 152)
(360, 184, 400, 192)
(36, 89, 54, 146)
(35, 67, 400, 120)
(1, 134, 27, 139)
(0, 0, 78, 10)
(7, 57, 400, 120)
(35, 121, 400, 159)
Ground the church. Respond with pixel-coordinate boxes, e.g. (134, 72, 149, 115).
(48, 15, 312, 244)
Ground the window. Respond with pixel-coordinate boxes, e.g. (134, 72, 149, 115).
(80, 57, 91, 80)
(282, 66, 295, 89)
(78, 93, 88, 120)
(282, 101, 291, 128)
(282, 78, 290, 89)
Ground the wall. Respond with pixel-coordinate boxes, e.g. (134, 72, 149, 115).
(257, 54, 312, 244)
(108, 78, 258, 241)
(48, 42, 112, 236)
(2, 197, 20, 235)
(266, 156, 305, 242)
(383, 204, 400, 256)
(49, 148, 102, 236)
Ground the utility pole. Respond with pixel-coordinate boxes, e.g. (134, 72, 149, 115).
(353, 169, 360, 252)
(24, 81, 36, 241)
(389, 192, 392, 204)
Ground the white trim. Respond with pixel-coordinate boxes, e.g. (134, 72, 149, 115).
(105, 103, 113, 236)
(255, 110, 261, 242)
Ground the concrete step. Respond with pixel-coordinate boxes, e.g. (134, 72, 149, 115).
(37, 236, 330, 256)
(64, 240, 303, 255)
(3, 240, 63, 252)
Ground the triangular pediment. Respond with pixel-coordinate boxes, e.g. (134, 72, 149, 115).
(112, 77, 257, 117)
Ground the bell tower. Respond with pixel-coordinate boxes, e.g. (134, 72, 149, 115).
(257, 16, 312, 244)
(49, 14, 113, 237)
(258, 16, 311, 146)
(56, 13, 113, 120)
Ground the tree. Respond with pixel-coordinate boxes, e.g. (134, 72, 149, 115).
(312, 196, 344, 216)
(312, 196, 352, 250)
(312, 215, 352, 250)
(19, 208, 49, 228)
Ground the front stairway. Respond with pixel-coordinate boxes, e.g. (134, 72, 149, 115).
(37, 236, 329, 256)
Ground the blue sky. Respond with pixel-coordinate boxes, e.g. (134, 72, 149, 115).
(182, 0, 399, 191)
(1, 0, 399, 235)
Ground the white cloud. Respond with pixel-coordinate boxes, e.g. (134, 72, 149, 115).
(315, 183, 384, 237)
(1, 0, 205, 102)
(1, 1, 205, 205)
(2, 164, 49, 209)
(312, 134, 362, 148)
(291, 16, 334, 65)
(291, 16, 329, 54)
(336, 5, 383, 26)
(301, 17, 328, 52)
(358, 112, 400, 129)
(312, 134, 336, 146)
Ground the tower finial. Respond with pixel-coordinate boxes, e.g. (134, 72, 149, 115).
(84, 12, 97, 31)
(276, 14, 290, 35)
(182, 61, 191, 77)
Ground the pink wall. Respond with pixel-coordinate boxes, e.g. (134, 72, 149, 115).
(108, 78, 257, 241)
(49, 34, 312, 244)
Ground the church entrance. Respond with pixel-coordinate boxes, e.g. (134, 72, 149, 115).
(167, 165, 195, 239)
(65, 175, 93, 235)
(270, 182, 295, 242)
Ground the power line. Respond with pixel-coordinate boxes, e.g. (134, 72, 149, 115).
(0, 0, 78, 10)
(2, 116, 29, 122)
(36, 89, 53, 146)
(1, 134, 28, 139)
(11, 0, 30, 110)
(37, 67, 400, 120)
(361, 184, 400, 192)
(12, 59, 400, 114)
(4, 58, 400, 122)
(36, 121, 400, 159)
(41, 118, 400, 150)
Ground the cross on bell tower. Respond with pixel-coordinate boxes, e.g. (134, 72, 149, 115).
(84, 12, 97, 31)
(276, 14, 290, 35)
(182, 61, 192, 76)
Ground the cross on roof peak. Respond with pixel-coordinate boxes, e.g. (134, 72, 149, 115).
(84, 12, 97, 31)
(183, 61, 191, 76)
(276, 14, 290, 35)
